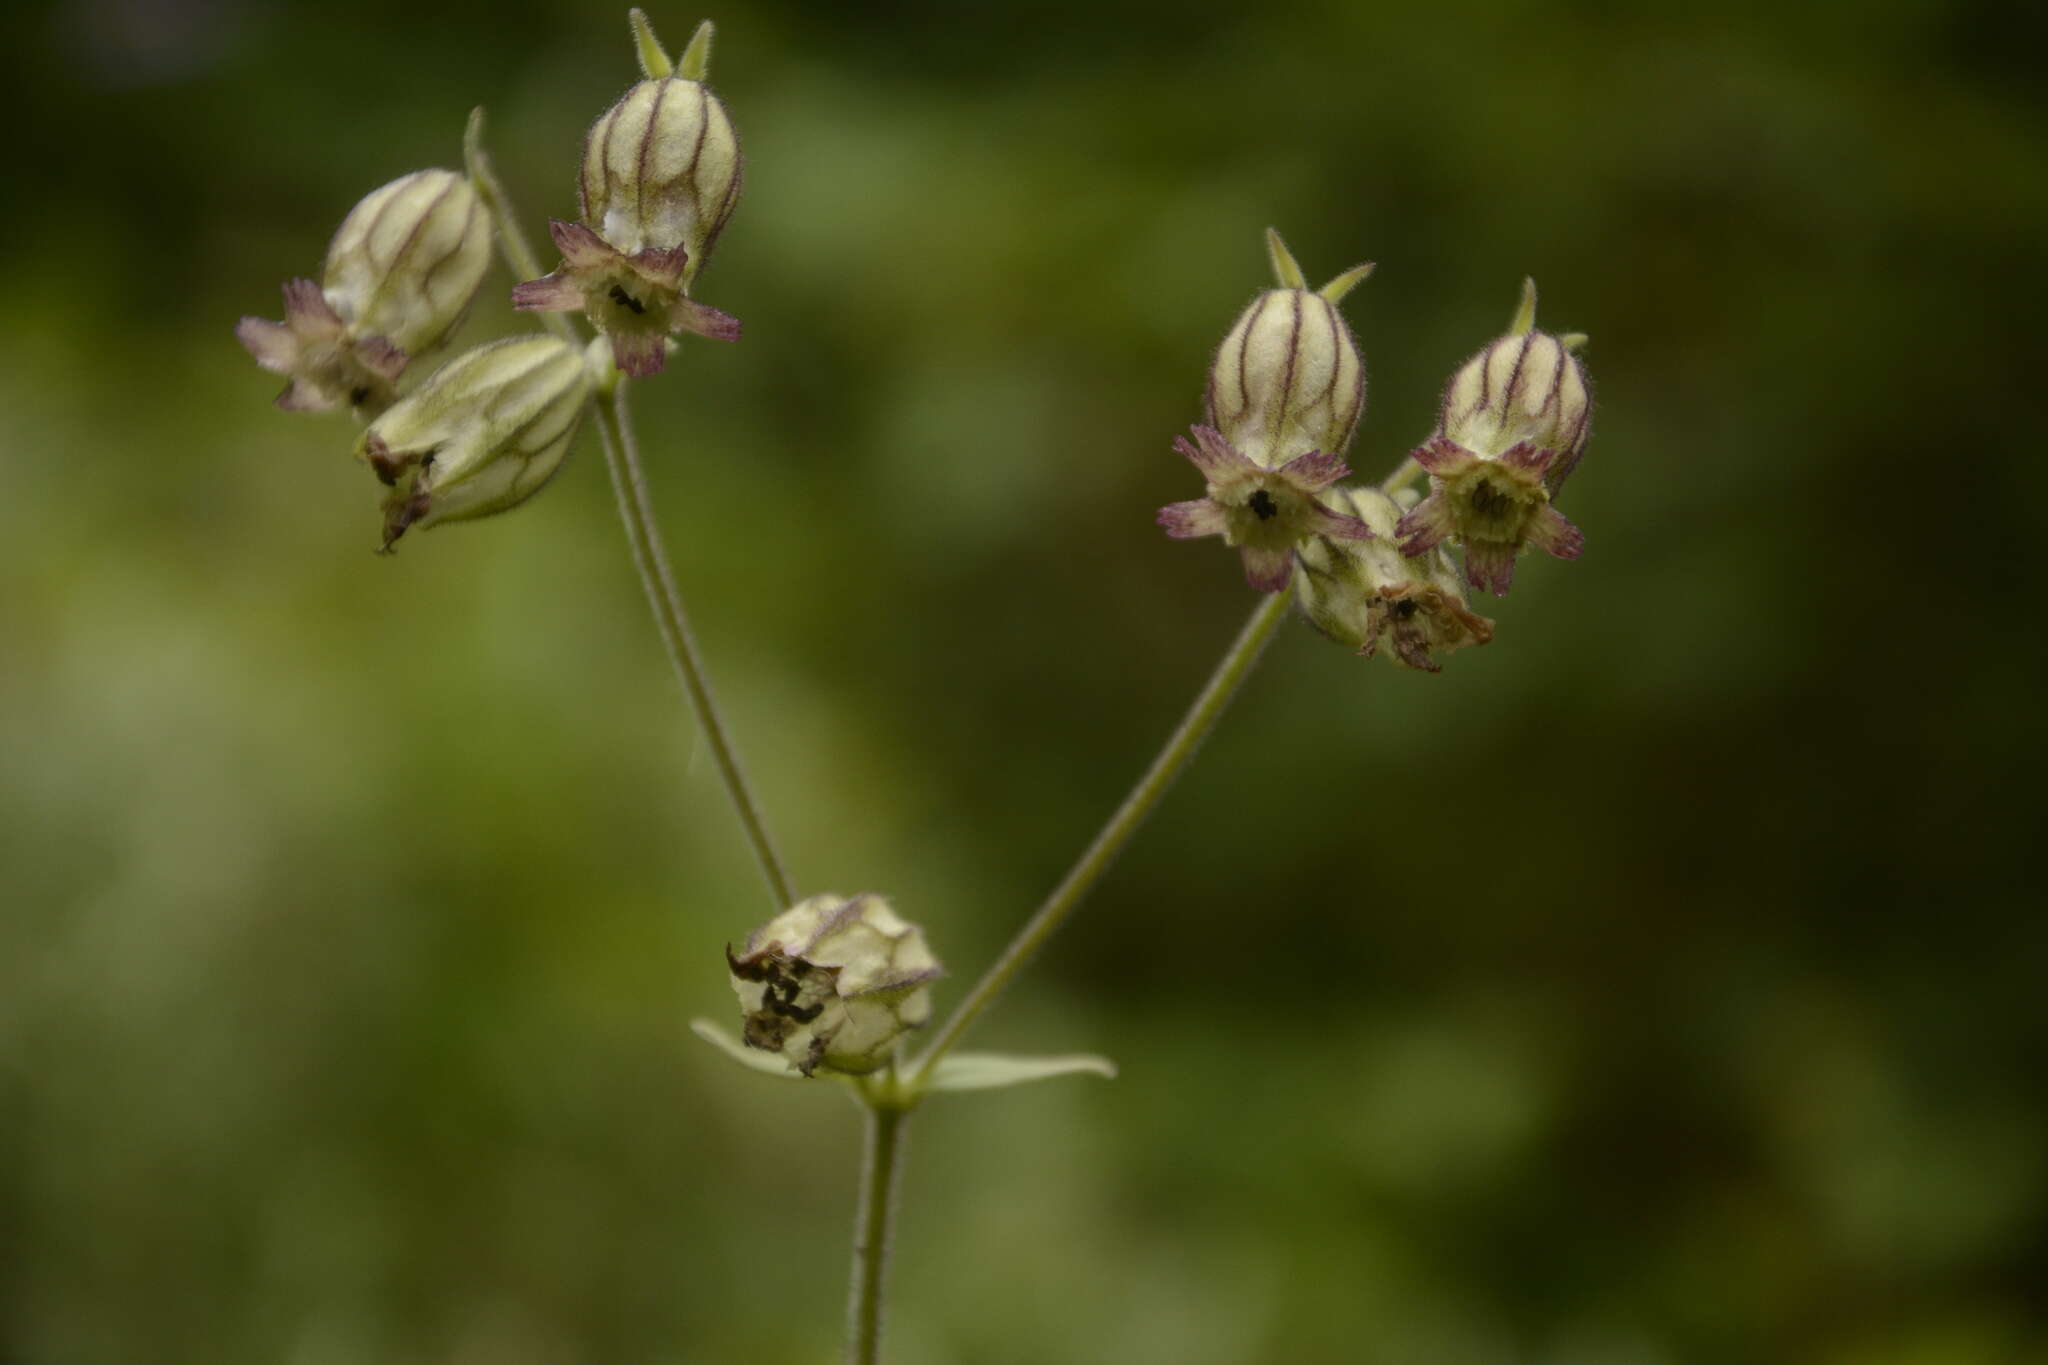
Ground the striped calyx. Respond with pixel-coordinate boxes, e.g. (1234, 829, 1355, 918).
(514, 67, 744, 378)
(323, 170, 492, 360)
(357, 335, 591, 551)
(581, 75, 742, 281)
(237, 169, 491, 415)
(1206, 286, 1366, 467)
(1394, 279, 1594, 597)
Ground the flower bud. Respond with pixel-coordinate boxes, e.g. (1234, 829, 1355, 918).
(727, 893, 941, 1077)
(1207, 290, 1366, 466)
(1203, 233, 1371, 467)
(581, 75, 742, 277)
(1437, 306, 1591, 496)
(237, 170, 492, 415)
(357, 335, 591, 551)
(1395, 279, 1593, 597)
(1295, 487, 1493, 671)
(324, 169, 493, 359)
(513, 58, 744, 379)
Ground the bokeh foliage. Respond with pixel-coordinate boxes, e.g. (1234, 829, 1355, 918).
(3, 0, 2045, 1361)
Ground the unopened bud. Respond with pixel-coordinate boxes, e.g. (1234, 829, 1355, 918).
(581, 73, 742, 275)
(237, 170, 492, 415)
(1204, 231, 1370, 466)
(325, 170, 493, 358)
(1395, 279, 1593, 596)
(1437, 282, 1592, 494)
(357, 335, 591, 551)
(727, 893, 941, 1077)
(1295, 487, 1493, 671)
(513, 24, 744, 380)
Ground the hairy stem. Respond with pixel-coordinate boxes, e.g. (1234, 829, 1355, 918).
(590, 386, 796, 910)
(911, 587, 1293, 1079)
(463, 108, 576, 346)
(846, 1102, 909, 1365)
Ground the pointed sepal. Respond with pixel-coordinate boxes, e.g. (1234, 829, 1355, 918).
(628, 7, 674, 78)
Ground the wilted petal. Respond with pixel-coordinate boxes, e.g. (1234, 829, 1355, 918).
(1276, 448, 1350, 489)
(280, 278, 344, 334)
(1409, 436, 1476, 478)
(1527, 504, 1584, 560)
(1240, 544, 1294, 592)
(548, 218, 617, 270)
(611, 329, 668, 378)
(511, 273, 587, 312)
(1388, 617, 1440, 673)
(1497, 440, 1555, 476)
(236, 316, 297, 373)
(355, 335, 410, 383)
(1395, 492, 1457, 555)
(275, 377, 339, 412)
(1172, 424, 1252, 478)
(631, 243, 691, 291)
(1307, 503, 1373, 541)
(1463, 539, 1518, 597)
(670, 296, 741, 342)
(1158, 499, 1228, 539)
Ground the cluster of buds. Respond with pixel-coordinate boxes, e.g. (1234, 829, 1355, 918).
(728, 894, 942, 1076)
(513, 12, 742, 376)
(1158, 238, 1596, 664)
(1158, 231, 1378, 590)
(1395, 279, 1593, 596)
(239, 12, 751, 551)
(237, 169, 493, 416)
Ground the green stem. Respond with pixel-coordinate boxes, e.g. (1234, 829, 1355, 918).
(590, 386, 797, 910)
(1380, 455, 1423, 496)
(463, 107, 576, 346)
(846, 1102, 909, 1365)
(911, 587, 1294, 1080)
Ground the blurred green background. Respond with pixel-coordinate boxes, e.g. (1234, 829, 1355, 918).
(4, 0, 2044, 1361)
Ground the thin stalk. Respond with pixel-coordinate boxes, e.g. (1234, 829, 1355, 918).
(846, 1102, 909, 1365)
(463, 107, 576, 346)
(911, 587, 1293, 1079)
(590, 386, 796, 910)
(1380, 455, 1422, 496)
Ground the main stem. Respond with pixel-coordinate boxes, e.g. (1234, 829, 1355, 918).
(911, 587, 1294, 1080)
(846, 1101, 908, 1365)
(463, 108, 575, 347)
(590, 387, 796, 910)
(466, 111, 789, 906)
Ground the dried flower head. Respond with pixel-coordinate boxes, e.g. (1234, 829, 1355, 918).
(728, 893, 942, 1077)
(357, 334, 591, 550)
(1395, 279, 1593, 596)
(237, 169, 492, 415)
(1295, 486, 1494, 671)
(513, 14, 742, 377)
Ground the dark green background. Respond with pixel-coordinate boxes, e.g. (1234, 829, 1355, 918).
(4, 0, 2043, 1361)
